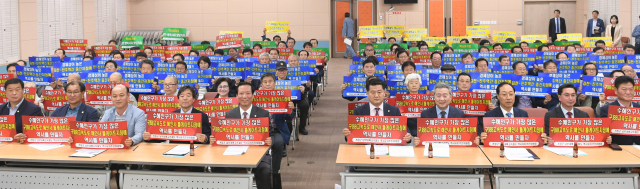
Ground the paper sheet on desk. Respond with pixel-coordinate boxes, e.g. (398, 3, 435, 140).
(633, 145, 640, 151)
(504, 148, 534, 161)
(164, 145, 198, 156)
(365, 145, 389, 155)
(389, 146, 414, 157)
(543, 146, 587, 157)
(28, 143, 65, 151)
(224, 146, 249, 155)
(70, 149, 106, 158)
(424, 143, 450, 158)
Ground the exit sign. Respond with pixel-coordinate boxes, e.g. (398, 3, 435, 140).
(392, 12, 401, 14)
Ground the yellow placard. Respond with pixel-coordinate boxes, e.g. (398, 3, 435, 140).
(219, 31, 244, 35)
(446, 36, 472, 46)
(466, 26, 490, 38)
(520, 35, 547, 43)
(384, 25, 405, 38)
(492, 31, 516, 43)
(422, 37, 446, 47)
(359, 26, 384, 38)
(582, 37, 612, 47)
(403, 28, 429, 41)
(265, 21, 289, 34)
(557, 33, 582, 42)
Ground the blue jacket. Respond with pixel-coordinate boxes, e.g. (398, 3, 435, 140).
(101, 104, 146, 146)
(586, 18, 605, 37)
(50, 103, 99, 122)
(343, 17, 355, 38)
(0, 99, 43, 133)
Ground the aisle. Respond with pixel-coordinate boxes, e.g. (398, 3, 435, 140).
(281, 58, 350, 189)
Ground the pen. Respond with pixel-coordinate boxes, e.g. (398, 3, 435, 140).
(133, 146, 139, 151)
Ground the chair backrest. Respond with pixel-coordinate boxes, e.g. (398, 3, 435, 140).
(575, 106, 595, 118)
(521, 108, 548, 118)
(622, 37, 630, 44)
(203, 92, 218, 99)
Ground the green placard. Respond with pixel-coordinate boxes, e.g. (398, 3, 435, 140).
(243, 38, 251, 48)
(358, 43, 393, 56)
(428, 44, 448, 52)
(452, 43, 478, 50)
(191, 44, 210, 51)
(161, 28, 187, 41)
(120, 36, 144, 49)
(501, 43, 520, 49)
(398, 43, 408, 50)
(252, 41, 277, 48)
(482, 45, 494, 50)
(528, 43, 545, 49)
(554, 41, 581, 46)
(313, 48, 330, 60)
(409, 47, 419, 52)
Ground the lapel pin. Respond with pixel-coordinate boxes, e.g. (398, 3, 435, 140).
(387, 110, 390, 112)
(81, 111, 84, 114)
(254, 115, 256, 117)
(17, 110, 19, 113)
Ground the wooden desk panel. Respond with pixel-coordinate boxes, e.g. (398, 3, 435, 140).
(110, 143, 269, 168)
(0, 142, 125, 165)
(622, 145, 640, 158)
(335, 144, 492, 168)
(482, 146, 640, 168)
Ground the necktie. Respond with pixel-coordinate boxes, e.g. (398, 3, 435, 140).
(566, 112, 572, 118)
(556, 18, 560, 33)
(440, 111, 446, 118)
(506, 112, 512, 118)
(374, 108, 380, 116)
(243, 112, 248, 119)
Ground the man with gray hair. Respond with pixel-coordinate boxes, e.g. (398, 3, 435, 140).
(243, 53, 272, 90)
(163, 75, 179, 96)
(413, 82, 470, 146)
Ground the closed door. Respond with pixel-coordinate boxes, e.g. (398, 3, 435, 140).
(524, 1, 576, 35)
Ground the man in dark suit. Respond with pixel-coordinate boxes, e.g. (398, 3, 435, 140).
(3, 78, 44, 143)
(548, 9, 567, 42)
(50, 81, 99, 122)
(342, 77, 412, 144)
(545, 83, 612, 145)
(210, 82, 279, 189)
(586, 10, 605, 37)
(481, 82, 533, 144)
(414, 83, 477, 146)
(600, 76, 640, 145)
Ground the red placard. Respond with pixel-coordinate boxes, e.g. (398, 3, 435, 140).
(22, 116, 72, 143)
(0, 115, 16, 142)
(0, 87, 35, 104)
(308, 51, 326, 66)
(605, 47, 623, 55)
(412, 51, 433, 66)
(145, 45, 166, 61)
(608, 105, 640, 136)
(491, 50, 511, 53)
(43, 89, 67, 111)
(252, 49, 267, 57)
(146, 112, 203, 141)
(94, 45, 118, 57)
(548, 46, 565, 51)
(451, 92, 491, 116)
(137, 95, 179, 114)
(120, 49, 142, 59)
(347, 115, 408, 145)
(0, 74, 14, 85)
(277, 48, 294, 60)
(210, 117, 269, 146)
(164, 46, 192, 60)
(347, 98, 396, 115)
(252, 90, 292, 114)
(216, 34, 243, 49)
(576, 47, 594, 53)
(381, 51, 395, 63)
(194, 97, 239, 121)
(603, 78, 640, 102)
(59, 39, 87, 53)
(549, 118, 610, 147)
(523, 48, 537, 53)
(395, 94, 435, 117)
(416, 118, 478, 147)
(482, 117, 544, 147)
(86, 83, 129, 106)
(70, 120, 129, 149)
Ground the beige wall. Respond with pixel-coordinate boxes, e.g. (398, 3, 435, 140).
(83, 0, 96, 47)
(19, 0, 37, 60)
(376, 0, 427, 29)
(126, 0, 331, 42)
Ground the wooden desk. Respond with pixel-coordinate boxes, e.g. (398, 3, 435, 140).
(0, 142, 125, 165)
(482, 146, 640, 168)
(110, 143, 269, 168)
(336, 144, 492, 168)
(622, 145, 640, 158)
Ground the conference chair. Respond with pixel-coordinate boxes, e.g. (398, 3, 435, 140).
(521, 108, 548, 118)
(575, 106, 596, 118)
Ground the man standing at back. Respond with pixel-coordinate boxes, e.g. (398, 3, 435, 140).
(586, 10, 604, 37)
(548, 9, 566, 42)
(342, 12, 357, 59)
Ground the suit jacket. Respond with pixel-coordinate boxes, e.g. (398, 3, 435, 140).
(604, 24, 624, 47)
(420, 105, 465, 118)
(167, 108, 211, 144)
(0, 99, 44, 133)
(50, 103, 99, 122)
(548, 17, 567, 40)
(353, 103, 402, 116)
(226, 106, 290, 143)
(544, 106, 590, 135)
(101, 104, 146, 146)
(482, 106, 529, 134)
(586, 18, 605, 37)
(599, 101, 640, 145)
(342, 17, 355, 38)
